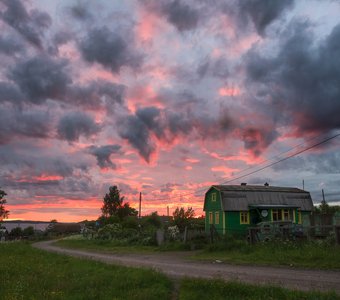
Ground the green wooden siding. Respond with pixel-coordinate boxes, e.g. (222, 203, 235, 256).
(204, 187, 312, 236)
(204, 188, 223, 234)
(225, 211, 249, 236)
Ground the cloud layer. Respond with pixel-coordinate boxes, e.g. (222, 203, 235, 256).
(1, 0, 339, 221)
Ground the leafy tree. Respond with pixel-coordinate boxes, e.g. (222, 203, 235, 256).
(101, 186, 124, 217)
(315, 202, 340, 214)
(101, 186, 137, 220)
(23, 226, 35, 236)
(172, 207, 195, 232)
(143, 212, 162, 229)
(0, 189, 9, 221)
(10, 227, 23, 238)
(117, 203, 138, 219)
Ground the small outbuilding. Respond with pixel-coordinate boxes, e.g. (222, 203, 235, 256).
(203, 184, 314, 236)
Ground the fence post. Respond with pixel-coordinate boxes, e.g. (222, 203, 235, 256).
(248, 228, 257, 245)
(335, 226, 340, 245)
(183, 226, 188, 243)
(210, 225, 214, 243)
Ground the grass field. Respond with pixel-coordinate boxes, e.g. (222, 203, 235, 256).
(0, 242, 171, 300)
(1, 242, 339, 300)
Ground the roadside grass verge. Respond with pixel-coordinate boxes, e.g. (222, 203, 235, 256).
(55, 237, 158, 254)
(191, 239, 340, 269)
(56, 237, 340, 270)
(0, 242, 171, 300)
(179, 278, 340, 300)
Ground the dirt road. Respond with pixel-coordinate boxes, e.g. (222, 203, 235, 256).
(34, 240, 340, 294)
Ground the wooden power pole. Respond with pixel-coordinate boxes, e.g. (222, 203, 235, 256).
(139, 192, 142, 218)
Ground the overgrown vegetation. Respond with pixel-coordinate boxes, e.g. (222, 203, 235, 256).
(78, 185, 204, 247)
(0, 188, 9, 220)
(193, 236, 340, 269)
(179, 278, 339, 300)
(0, 242, 172, 300)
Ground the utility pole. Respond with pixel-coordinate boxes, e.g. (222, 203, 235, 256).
(167, 206, 169, 217)
(139, 192, 142, 219)
(322, 189, 326, 205)
(302, 179, 305, 190)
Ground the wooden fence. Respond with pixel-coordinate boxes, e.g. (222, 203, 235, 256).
(248, 225, 340, 245)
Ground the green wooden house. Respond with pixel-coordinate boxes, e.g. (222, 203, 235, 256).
(203, 184, 314, 236)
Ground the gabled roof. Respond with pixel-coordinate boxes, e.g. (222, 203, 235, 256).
(213, 185, 306, 193)
(208, 185, 313, 211)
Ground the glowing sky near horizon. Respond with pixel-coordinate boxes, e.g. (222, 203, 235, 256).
(0, 0, 340, 222)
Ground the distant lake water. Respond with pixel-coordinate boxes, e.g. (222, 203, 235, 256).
(2, 222, 51, 231)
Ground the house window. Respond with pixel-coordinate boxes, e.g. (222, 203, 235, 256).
(283, 209, 291, 221)
(211, 193, 216, 202)
(209, 212, 213, 224)
(215, 212, 219, 225)
(272, 209, 282, 221)
(240, 211, 249, 224)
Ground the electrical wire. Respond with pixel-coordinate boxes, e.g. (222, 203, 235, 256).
(147, 131, 340, 202)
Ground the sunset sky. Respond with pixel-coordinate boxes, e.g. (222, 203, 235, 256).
(1, 0, 340, 222)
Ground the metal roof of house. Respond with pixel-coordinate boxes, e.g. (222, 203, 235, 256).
(211, 185, 313, 211)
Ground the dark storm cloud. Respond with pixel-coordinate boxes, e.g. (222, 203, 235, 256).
(118, 114, 155, 162)
(68, 80, 125, 111)
(272, 151, 340, 174)
(10, 56, 71, 104)
(48, 30, 74, 55)
(0, 143, 96, 201)
(197, 57, 230, 80)
(118, 92, 234, 162)
(136, 107, 164, 138)
(117, 182, 139, 196)
(0, 35, 24, 55)
(219, 0, 295, 35)
(145, 0, 294, 35)
(241, 127, 279, 157)
(239, 0, 295, 35)
(0, 0, 51, 48)
(0, 146, 74, 178)
(162, 0, 199, 32)
(69, 2, 93, 21)
(79, 26, 142, 73)
(0, 82, 24, 104)
(245, 21, 340, 134)
(57, 112, 100, 142)
(142, 0, 200, 32)
(88, 145, 121, 169)
(160, 90, 234, 139)
(52, 31, 73, 46)
(0, 108, 51, 144)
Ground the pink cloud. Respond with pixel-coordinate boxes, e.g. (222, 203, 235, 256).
(135, 8, 163, 43)
(219, 86, 241, 97)
(211, 165, 238, 176)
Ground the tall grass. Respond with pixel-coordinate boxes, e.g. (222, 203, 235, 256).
(195, 238, 340, 269)
(0, 242, 172, 300)
(56, 238, 158, 253)
(179, 278, 339, 300)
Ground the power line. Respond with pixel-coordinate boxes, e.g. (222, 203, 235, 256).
(148, 131, 340, 202)
(219, 132, 340, 185)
